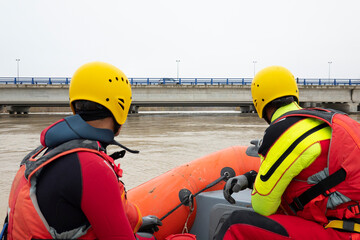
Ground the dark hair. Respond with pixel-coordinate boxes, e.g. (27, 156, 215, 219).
(73, 100, 121, 133)
(263, 96, 296, 123)
(73, 100, 113, 121)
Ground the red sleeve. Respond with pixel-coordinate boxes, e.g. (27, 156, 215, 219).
(78, 151, 136, 240)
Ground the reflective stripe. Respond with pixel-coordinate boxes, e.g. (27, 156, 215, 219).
(29, 178, 51, 235)
(325, 220, 360, 233)
(133, 204, 143, 233)
(255, 119, 331, 196)
(260, 123, 328, 182)
(252, 105, 332, 216)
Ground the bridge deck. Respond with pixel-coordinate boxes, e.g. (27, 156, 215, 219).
(1, 84, 359, 113)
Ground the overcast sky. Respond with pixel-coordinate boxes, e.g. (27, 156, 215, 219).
(1, 0, 359, 79)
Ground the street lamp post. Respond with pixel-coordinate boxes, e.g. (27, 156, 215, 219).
(176, 60, 180, 80)
(328, 61, 332, 80)
(16, 58, 20, 83)
(253, 61, 257, 77)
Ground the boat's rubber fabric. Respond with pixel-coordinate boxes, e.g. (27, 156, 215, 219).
(213, 210, 360, 240)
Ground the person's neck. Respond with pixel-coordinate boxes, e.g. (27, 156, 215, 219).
(86, 117, 121, 136)
(86, 117, 114, 131)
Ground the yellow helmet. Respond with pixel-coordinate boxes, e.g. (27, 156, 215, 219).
(69, 62, 132, 125)
(251, 66, 299, 119)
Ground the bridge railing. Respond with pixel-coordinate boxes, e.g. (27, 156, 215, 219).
(0, 77, 70, 85)
(1, 77, 360, 86)
(295, 78, 360, 86)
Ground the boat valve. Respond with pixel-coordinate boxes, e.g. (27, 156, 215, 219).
(221, 167, 236, 181)
(179, 189, 193, 207)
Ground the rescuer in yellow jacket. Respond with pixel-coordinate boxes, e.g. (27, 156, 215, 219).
(218, 66, 360, 240)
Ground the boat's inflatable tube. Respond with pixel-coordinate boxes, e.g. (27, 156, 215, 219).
(128, 146, 260, 240)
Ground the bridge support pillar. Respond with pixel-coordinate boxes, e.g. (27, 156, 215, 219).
(321, 103, 359, 114)
(301, 102, 318, 108)
(6, 106, 31, 114)
(249, 105, 255, 113)
(347, 103, 359, 113)
(239, 106, 250, 113)
(129, 105, 139, 114)
(239, 105, 256, 113)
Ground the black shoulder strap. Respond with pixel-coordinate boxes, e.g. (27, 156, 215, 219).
(24, 139, 101, 180)
(274, 108, 336, 126)
(258, 107, 335, 160)
(289, 168, 346, 212)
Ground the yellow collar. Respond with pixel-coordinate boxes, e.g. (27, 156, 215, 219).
(271, 102, 302, 123)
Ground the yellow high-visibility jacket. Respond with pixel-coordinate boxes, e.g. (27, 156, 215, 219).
(252, 102, 331, 216)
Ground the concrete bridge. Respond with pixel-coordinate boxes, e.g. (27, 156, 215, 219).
(0, 84, 359, 114)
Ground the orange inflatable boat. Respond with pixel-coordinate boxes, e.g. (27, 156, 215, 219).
(127, 145, 260, 240)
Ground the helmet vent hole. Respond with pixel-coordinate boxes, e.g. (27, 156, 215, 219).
(257, 84, 259, 87)
(116, 77, 119, 81)
(118, 98, 125, 110)
(106, 98, 109, 101)
(262, 99, 264, 101)
(109, 79, 112, 82)
(118, 101, 125, 110)
(126, 79, 128, 84)
(121, 77, 124, 81)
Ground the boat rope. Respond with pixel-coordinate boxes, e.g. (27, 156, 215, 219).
(182, 194, 194, 234)
(160, 171, 232, 221)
